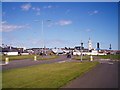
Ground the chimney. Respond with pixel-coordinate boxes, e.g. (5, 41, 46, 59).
(97, 42, 99, 49)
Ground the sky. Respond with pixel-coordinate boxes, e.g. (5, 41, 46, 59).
(1, 2, 118, 50)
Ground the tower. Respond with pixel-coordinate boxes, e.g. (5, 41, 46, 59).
(96, 42, 100, 52)
(109, 44, 112, 50)
(88, 38, 92, 51)
(97, 42, 99, 49)
(97, 42, 100, 50)
(80, 40, 84, 50)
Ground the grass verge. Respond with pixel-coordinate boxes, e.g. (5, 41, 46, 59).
(1, 55, 59, 61)
(96, 55, 120, 60)
(38, 55, 59, 60)
(73, 55, 90, 60)
(1, 55, 35, 61)
(2, 61, 99, 88)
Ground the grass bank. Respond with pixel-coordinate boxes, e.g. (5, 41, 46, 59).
(37, 55, 59, 60)
(96, 55, 120, 60)
(1, 55, 59, 61)
(1, 55, 35, 61)
(73, 55, 90, 60)
(3, 62, 99, 88)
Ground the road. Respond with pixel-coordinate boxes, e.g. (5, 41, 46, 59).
(62, 60, 118, 88)
(2, 55, 76, 70)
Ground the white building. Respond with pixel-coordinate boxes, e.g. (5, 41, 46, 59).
(88, 38, 92, 51)
(73, 38, 107, 56)
(3, 51, 18, 56)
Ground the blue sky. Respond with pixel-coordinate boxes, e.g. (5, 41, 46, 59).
(1, 2, 118, 50)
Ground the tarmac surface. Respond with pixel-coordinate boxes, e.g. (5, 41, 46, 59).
(2, 55, 76, 70)
(62, 60, 118, 88)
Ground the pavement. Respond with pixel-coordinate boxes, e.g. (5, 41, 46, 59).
(61, 60, 118, 88)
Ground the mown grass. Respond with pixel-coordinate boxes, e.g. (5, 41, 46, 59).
(73, 54, 120, 60)
(2, 62, 99, 88)
(37, 55, 59, 60)
(1, 55, 59, 61)
(73, 55, 90, 60)
(1, 55, 35, 61)
(96, 54, 120, 60)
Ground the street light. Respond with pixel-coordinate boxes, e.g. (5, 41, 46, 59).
(80, 41, 83, 62)
(109, 44, 112, 60)
(41, 20, 52, 55)
(41, 20, 44, 54)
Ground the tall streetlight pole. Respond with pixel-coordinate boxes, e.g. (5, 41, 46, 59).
(80, 41, 83, 62)
(41, 20, 51, 55)
(109, 44, 112, 60)
(41, 20, 44, 54)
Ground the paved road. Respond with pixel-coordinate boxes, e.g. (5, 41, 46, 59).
(2, 55, 76, 70)
(62, 60, 118, 88)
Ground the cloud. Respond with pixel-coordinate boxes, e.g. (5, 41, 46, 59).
(47, 23, 54, 27)
(93, 10, 99, 14)
(32, 7, 41, 16)
(88, 10, 99, 15)
(32, 7, 40, 11)
(47, 20, 72, 27)
(48, 5, 52, 8)
(21, 3, 31, 11)
(85, 29, 92, 32)
(21, 3, 41, 15)
(42, 39, 68, 48)
(58, 20, 72, 26)
(43, 5, 53, 9)
(1, 21, 30, 32)
(13, 39, 66, 48)
(1, 21, 7, 24)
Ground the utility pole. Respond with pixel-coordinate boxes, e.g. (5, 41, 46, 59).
(41, 20, 52, 55)
(109, 44, 112, 60)
(80, 41, 83, 62)
(41, 20, 44, 55)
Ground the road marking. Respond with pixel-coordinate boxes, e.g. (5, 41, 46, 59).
(108, 62, 114, 65)
(58, 61, 66, 63)
(0, 63, 6, 66)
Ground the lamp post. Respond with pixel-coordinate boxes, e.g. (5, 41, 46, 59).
(80, 41, 83, 62)
(34, 19, 51, 56)
(109, 44, 112, 60)
(41, 20, 52, 55)
(41, 20, 44, 55)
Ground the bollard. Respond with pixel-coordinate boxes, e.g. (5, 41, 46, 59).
(34, 56, 37, 61)
(5, 57, 9, 64)
(90, 55, 93, 61)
